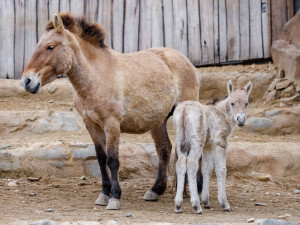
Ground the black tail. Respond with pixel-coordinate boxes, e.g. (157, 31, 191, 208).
(197, 157, 203, 194)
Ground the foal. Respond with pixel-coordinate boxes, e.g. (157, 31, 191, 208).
(173, 80, 252, 213)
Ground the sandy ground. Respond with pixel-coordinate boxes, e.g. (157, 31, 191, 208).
(0, 64, 299, 224)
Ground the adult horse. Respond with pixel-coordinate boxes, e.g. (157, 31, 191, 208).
(21, 13, 200, 210)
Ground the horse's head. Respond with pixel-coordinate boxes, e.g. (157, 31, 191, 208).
(21, 14, 73, 94)
(227, 80, 252, 126)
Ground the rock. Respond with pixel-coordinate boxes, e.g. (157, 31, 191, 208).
(1, 144, 12, 149)
(47, 208, 54, 212)
(29, 192, 37, 197)
(264, 110, 283, 118)
(245, 117, 274, 132)
(255, 203, 267, 206)
(280, 85, 295, 97)
(29, 219, 58, 225)
(80, 175, 87, 180)
(126, 212, 132, 217)
(247, 218, 255, 223)
(276, 80, 293, 90)
(294, 189, 300, 194)
(280, 93, 300, 102)
(267, 79, 279, 92)
(255, 218, 298, 225)
(8, 181, 17, 187)
(106, 220, 119, 225)
(278, 214, 291, 219)
(265, 90, 276, 101)
(27, 177, 41, 182)
(48, 100, 54, 103)
(251, 172, 274, 182)
(67, 107, 73, 111)
(47, 84, 57, 94)
(140, 143, 156, 155)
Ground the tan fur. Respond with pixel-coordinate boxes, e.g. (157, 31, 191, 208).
(21, 14, 200, 209)
(173, 80, 252, 214)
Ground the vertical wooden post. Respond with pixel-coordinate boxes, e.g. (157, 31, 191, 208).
(86, 0, 98, 22)
(100, 0, 112, 48)
(139, 0, 151, 50)
(124, 0, 140, 53)
(49, 0, 59, 19)
(0, 0, 15, 79)
(163, 0, 174, 49)
(262, 0, 271, 58)
(213, 0, 220, 63)
(249, 0, 263, 59)
(70, 0, 85, 17)
(187, 0, 201, 65)
(151, 0, 164, 48)
(218, 0, 227, 63)
(239, 0, 250, 60)
(173, 0, 188, 56)
(271, 0, 287, 43)
(60, 0, 70, 13)
(113, 0, 124, 52)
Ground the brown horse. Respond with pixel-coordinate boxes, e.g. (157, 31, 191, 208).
(21, 13, 200, 210)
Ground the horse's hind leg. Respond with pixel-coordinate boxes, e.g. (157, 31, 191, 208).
(201, 148, 214, 209)
(85, 123, 111, 206)
(143, 119, 172, 201)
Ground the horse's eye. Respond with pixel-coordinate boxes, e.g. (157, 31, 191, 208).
(47, 45, 54, 51)
(231, 102, 234, 106)
(245, 103, 248, 106)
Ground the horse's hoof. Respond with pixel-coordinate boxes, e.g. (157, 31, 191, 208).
(194, 205, 203, 214)
(105, 198, 120, 210)
(143, 190, 158, 201)
(94, 193, 110, 206)
(175, 205, 182, 214)
(223, 207, 231, 212)
(204, 205, 211, 209)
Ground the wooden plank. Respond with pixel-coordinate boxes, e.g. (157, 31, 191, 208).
(70, 0, 85, 17)
(226, 0, 240, 61)
(0, 0, 15, 79)
(261, 0, 271, 58)
(218, 0, 227, 62)
(288, 0, 295, 20)
(24, 0, 37, 67)
(163, 0, 173, 48)
(139, 0, 151, 50)
(239, 0, 250, 60)
(151, 0, 164, 48)
(100, 0, 112, 48)
(271, 0, 287, 42)
(49, 0, 59, 20)
(187, 0, 201, 65)
(124, 0, 140, 53)
(112, 0, 124, 52)
(14, 0, 25, 78)
(37, 0, 48, 41)
(249, 0, 263, 59)
(173, 0, 188, 56)
(200, 0, 214, 64)
(86, 0, 98, 22)
(59, 0, 70, 13)
(213, 0, 219, 63)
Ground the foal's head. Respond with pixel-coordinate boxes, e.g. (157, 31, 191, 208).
(21, 13, 106, 94)
(227, 80, 252, 126)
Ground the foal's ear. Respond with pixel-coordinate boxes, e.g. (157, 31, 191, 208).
(53, 13, 64, 32)
(227, 80, 233, 95)
(244, 81, 253, 95)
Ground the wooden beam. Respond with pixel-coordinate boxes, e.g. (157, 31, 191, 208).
(139, 0, 151, 50)
(163, 0, 174, 48)
(113, 0, 124, 52)
(219, 0, 227, 62)
(151, 0, 164, 48)
(271, 0, 287, 42)
(239, 0, 250, 60)
(249, 0, 263, 59)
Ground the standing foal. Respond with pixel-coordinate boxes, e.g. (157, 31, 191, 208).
(173, 80, 252, 214)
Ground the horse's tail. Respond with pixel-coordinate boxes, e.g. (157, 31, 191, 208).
(173, 107, 190, 153)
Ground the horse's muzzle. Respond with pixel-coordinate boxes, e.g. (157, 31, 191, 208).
(21, 72, 42, 94)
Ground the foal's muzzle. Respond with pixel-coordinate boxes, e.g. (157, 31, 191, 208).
(21, 72, 41, 94)
(236, 115, 246, 126)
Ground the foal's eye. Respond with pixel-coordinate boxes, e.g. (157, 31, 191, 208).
(231, 102, 234, 106)
(47, 45, 54, 51)
(245, 103, 248, 107)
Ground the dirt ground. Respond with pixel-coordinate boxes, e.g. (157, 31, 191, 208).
(0, 64, 300, 224)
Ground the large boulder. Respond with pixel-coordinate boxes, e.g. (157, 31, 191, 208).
(271, 10, 300, 80)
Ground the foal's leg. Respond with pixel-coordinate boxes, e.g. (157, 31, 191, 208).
(143, 119, 172, 201)
(187, 144, 203, 214)
(174, 150, 187, 213)
(85, 123, 111, 206)
(214, 145, 231, 211)
(201, 147, 214, 209)
(104, 118, 122, 210)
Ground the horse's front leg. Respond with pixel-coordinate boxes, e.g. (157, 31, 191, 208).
(85, 123, 111, 206)
(104, 118, 122, 210)
(214, 144, 231, 212)
(143, 119, 172, 201)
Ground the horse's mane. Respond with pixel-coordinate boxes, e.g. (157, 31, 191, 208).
(46, 13, 106, 48)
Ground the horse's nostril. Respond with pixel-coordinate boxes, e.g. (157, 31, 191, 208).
(25, 77, 31, 86)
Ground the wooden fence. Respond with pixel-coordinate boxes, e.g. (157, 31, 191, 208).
(0, 0, 299, 79)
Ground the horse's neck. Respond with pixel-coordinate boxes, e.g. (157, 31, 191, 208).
(216, 98, 236, 128)
(67, 43, 113, 98)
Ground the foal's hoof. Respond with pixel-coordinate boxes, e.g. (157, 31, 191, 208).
(175, 205, 182, 214)
(143, 190, 158, 201)
(194, 205, 203, 214)
(94, 193, 110, 206)
(106, 198, 120, 210)
(223, 207, 231, 212)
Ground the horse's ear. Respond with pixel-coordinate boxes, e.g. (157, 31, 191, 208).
(244, 81, 253, 95)
(227, 80, 233, 95)
(53, 13, 64, 32)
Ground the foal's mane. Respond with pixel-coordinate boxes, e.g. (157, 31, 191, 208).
(46, 13, 106, 48)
